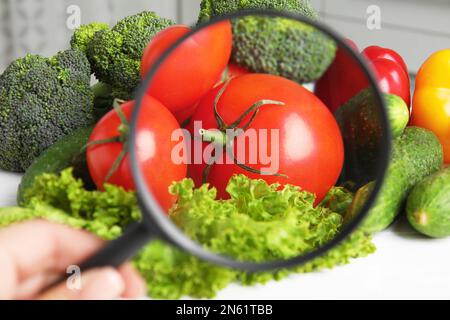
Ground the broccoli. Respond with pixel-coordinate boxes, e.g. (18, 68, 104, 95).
(198, 0, 319, 22)
(71, 11, 175, 99)
(198, 0, 337, 84)
(0, 49, 94, 172)
(70, 22, 109, 54)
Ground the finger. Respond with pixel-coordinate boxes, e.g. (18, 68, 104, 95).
(14, 265, 146, 300)
(38, 267, 125, 300)
(118, 264, 147, 299)
(14, 273, 58, 300)
(0, 220, 104, 299)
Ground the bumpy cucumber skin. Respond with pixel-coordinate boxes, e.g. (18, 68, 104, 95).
(17, 126, 93, 205)
(407, 167, 450, 238)
(347, 127, 444, 233)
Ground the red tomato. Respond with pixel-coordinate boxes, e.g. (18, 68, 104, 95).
(222, 63, 249, 81)
(175, 61, 249, 126)
(87, 96, 187, 212)
(214, 63, 250, 87)
(188, 74, 344, 204)
(173, 102, 199, 127)
(140, 26, 190, 80)
(141, 22, 233, 123)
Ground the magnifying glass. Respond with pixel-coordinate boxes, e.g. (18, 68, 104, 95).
(78, 9, 391, 273)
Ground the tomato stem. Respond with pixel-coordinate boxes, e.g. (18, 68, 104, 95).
(232, 153, 288, 178)
(201, 80, 288, 182)
(217, 66, 229, 87)
(113, 99, 129, 127)
(229, 100, 285, 129)
(82, 136, 121, 152)
(104, 143, 128, 184)
(83, 99, 130, 186)
(213, 79, 231, 131)
(199, 129, 227, 145)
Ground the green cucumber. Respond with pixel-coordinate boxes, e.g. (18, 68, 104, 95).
(384, 94, 410, 138)
(335, 89, 410, 188)
(406, 167, 450, 238)
(336, 88, 410, 140)
(18, 126, 94, 205)
(346, 127, 444, 233)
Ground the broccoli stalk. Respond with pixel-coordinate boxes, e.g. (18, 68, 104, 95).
(71, 11, 175, 100)
(0, 49, 95, 172)
(198, 0, 337, 84)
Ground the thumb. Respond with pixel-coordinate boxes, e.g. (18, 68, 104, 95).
(38, 267, 125, 300)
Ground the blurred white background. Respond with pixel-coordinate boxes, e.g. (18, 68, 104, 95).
(0, 0, 449, 74)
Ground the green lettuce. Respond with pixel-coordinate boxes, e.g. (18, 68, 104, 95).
(319, 186, 355, 217)
(0, 169, 375, 299)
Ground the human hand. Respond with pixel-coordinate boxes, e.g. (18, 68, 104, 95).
(0, 220, 146, 300)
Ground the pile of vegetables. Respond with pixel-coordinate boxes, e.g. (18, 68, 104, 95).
(0, 0, 450, 299)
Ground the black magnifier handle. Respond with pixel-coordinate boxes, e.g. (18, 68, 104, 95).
(41, 223, 153, 293)
(80, 222, 154, 270)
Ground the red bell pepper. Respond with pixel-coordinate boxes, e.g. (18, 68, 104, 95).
(315, 40, 411, 113)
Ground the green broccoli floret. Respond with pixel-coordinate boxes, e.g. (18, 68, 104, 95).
(0, 49, 94, 172)
(198, 0, 336, 83)
(70, 22, 110, 54)
(72, 12, 174, 98)
(198, 0, 318, 23)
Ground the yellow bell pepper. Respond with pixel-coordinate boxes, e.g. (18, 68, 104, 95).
(411, 49, 450, 163)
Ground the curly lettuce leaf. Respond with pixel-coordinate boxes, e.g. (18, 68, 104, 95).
(170, 175, 343, 262)
(22, 169, 141, 239)
(0, 169, 375, 299)
(319, 186, 354, 217)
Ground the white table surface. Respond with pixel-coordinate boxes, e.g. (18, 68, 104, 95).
(1, 170, 449, 300)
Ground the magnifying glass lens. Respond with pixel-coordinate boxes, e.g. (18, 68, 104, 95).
(131, 12, 389, 270)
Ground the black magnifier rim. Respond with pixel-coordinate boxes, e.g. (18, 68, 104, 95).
(129, 9, 391, 272)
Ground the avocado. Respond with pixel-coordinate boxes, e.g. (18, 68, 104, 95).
(407, 167, 450, 238)
(346, 127, 444, 233)
(18, 126, 94, 205)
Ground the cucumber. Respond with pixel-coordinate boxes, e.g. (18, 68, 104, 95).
(406, 167, 450, 238)
(336, 88, 410, 140)
(18, 126, 94, 205)
(345, 127, 444, 233)
(384, 94, 410, 138)
(335, 88, 410, 188)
